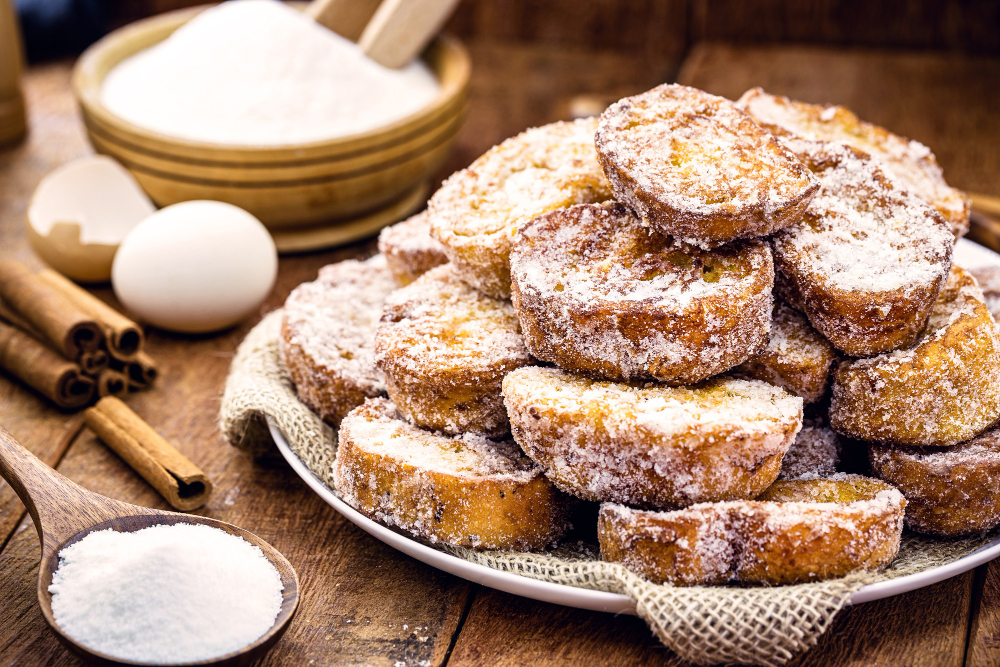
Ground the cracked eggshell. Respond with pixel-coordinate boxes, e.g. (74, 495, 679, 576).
(27, 155, 156, 283)
(111, 200, 278, 333)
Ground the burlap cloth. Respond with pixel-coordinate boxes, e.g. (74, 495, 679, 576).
(220, 311, 995, 666)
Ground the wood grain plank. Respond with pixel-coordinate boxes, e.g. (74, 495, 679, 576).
(446, 588, 684, 667)
(966, 562, 1000, 667)
(676, 42, 1000, 198)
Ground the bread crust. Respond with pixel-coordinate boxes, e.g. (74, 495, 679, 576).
(280, 256, 395, 424)
(595, 84, 818, 245)
(831, 266, 1000, 446)
(598, 475, 905, 586)
(503, 368, 803, 509)
(334, 398, 573, 550)
(510, 202, 773, 384)
(377, 210, 449, 286)
(738, 87, 970, 239)
(375, 264, 531, 437)
(771, 139, 954, 356)
(428, 118, 611, 299)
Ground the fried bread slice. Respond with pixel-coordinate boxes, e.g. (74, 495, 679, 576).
(595, 83, 818, 245)
(734, 300, 837, 403)
(772, 139, 954, 356)
(374, 264, 532, 437)
(779, 418, 842, 480)
(738, 87, 970, 239)
(377, 210, 449, 286)
(831, 266, 1000, 446)
(870, 426, 1000, 537)
(428, 118, 611, 299)
(334, 398, 573, 550)
(510, 202, 773, 384)
(502, 367, 802, 509)
(280, 255, 395, 424)
(598, 475, 904, 586)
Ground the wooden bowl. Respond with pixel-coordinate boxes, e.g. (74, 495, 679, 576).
(72, 3, 470, 251)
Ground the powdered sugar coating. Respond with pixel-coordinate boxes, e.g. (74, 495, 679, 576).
(377, 210, 448, 286)
(870, 426, 1000, 537)
(598, 474, 905, 586)
(832, 266, 1000, 446)
(428, 118, 611, 299)
(280, 255, 395, 424)
(734, 301, 837, 403)
(779, 419, 842, 480)
(334, 398, 572, 549)
(595, 83, 818, 246)
(971, 266, 1000, 322)
(503, 367, 803, 509)
(510, 202, 773, 384)
(375, 264, 532, 437)
(738, 87, 970, 239)
(772, 139, 954, 356)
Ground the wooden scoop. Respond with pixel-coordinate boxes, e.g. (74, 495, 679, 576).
(0, 425, 299, 666)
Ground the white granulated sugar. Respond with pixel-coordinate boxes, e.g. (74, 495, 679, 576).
(49, 523, 284, 664)
(101, 0, 440, 146)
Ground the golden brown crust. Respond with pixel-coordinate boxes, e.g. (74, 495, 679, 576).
(869, 427, 1000, 537)
(831, 266, 1000, 446)
(598, 475, 905, 586)
(738, 87, 970, 239)
(595, 84, 818, 245)
(734, 301, 837, 403)
(771, 139, 954, 356)
(280, 256, 395, 424)
(377, 210, 449, 286)
(509, 202, 773, 384)
(428, 118, 611, 299)
(334, 398, 574, 550)
(502, 368, 803, 509)
(374, 264, 532, 437)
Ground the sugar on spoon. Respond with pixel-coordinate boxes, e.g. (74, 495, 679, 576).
(0, 425, 299, 666)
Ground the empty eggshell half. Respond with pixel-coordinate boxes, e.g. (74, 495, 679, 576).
(27, 155, 156, 283)
(112, 200, 278, 334)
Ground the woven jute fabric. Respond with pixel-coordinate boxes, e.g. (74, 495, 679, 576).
(221, 311, 993, 666)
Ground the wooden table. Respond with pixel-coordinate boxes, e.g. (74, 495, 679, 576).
(1, 41, 1000, 666)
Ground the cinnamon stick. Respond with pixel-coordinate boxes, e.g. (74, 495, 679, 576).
(0, 320, 95, 409)
(79, 349, 109, 376)
(37, 269, 144, 360)
(0, 261, 104, 360)
(96, 369, 129, 398)
(84, 397, 213, 511)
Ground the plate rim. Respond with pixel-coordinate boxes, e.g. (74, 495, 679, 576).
(267, 237, 1000, 613)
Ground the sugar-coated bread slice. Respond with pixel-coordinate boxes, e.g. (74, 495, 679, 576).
(971, 266, 1000, 322)
(738, 87, 970, 239)
(375, 264, 532, 437)
(772, 139, 954, 356)
(510, 202, 773, 384)
(778, 418, 842, 480)
(502, 367, 803, 509)
(280, 255, 395, 425)
(734, 300, 837, 403)
(598, 475, 905, 586)
(377, 210, 449, 286)
(428, 118, 611, 299)
(869, 426, 1000, 537)
(595, 83, 818, 245)
(334, 398, 574, 550)
(831, 266, 1000, 446)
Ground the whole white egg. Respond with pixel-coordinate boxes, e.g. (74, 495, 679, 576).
(112, 201, 277, 333)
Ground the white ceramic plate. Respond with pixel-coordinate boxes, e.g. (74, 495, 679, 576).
(269, 238, 1000, 614)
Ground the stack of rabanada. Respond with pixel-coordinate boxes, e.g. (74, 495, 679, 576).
(281, 82, 997, 587)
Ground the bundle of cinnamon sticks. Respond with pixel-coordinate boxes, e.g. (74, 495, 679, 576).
(0, 261, 158, 409)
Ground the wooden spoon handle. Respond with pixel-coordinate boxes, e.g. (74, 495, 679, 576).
(359, 0, 463, 68)
(0, 425, 107, 550)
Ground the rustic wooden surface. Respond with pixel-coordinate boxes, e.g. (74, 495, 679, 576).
(1, 39, 1000, 666)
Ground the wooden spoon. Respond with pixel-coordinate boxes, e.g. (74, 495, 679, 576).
(0, 425, 299, 666)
